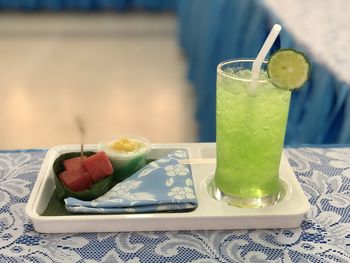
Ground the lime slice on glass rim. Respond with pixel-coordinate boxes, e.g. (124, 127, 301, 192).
(267, 49, 310, 90)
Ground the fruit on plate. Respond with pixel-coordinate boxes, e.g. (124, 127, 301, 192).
(58, 151, 114, 192)
(59, 167, 93, 192)
(83, 151, 114, 182)
(63, 156, 87, 171)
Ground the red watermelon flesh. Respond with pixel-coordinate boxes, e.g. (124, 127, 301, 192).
(63, 156, 87, 171)
(59, 167, 93, 192)
(83, 151, 114, 182)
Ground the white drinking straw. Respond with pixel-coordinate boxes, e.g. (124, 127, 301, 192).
(249, 24, 282, 94)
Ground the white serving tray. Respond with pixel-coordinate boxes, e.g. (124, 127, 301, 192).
(26, 143, 310, 233)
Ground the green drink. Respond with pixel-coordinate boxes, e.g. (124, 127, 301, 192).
(213, 59, 291, 208)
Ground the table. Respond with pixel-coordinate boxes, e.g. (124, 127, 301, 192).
(1, 148, 350, 262)
(177, 0, 350, 145)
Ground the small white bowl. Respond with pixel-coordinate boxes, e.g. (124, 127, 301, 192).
(98, 136, 151, 170)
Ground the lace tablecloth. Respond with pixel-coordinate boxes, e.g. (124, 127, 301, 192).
(264, 0, 350, 85)
(1, 148, 350, 262)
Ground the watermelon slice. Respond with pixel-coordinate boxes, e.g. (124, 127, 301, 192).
(83, 151, 114, 182)
(59, 167, 93, 192)
(63, 156, 87, 171)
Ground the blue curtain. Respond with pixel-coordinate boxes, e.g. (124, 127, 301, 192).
(177, 0, 350, 145)
(0, 0, 176, 11)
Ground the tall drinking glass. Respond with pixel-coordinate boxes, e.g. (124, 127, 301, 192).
(212, 59, 291, 208)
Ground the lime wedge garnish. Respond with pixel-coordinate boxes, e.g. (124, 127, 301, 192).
(267, 49, 310, 90)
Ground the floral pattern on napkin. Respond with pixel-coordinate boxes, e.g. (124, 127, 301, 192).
(64, 150, 198, 214)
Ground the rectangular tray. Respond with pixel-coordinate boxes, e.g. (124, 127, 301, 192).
(26, 143, 309, 233)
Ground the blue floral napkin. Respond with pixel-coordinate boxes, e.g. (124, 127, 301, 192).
(64, 150, 198, 214)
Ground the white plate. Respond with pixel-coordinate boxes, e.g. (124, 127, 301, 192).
(26, 143, 309, 233)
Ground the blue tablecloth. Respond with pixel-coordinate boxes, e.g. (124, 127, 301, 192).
(177, 0, 350, 145)
(1, 148, 350, 262)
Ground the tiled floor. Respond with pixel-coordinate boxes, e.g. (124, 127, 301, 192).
(0, 13, 197, 150)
